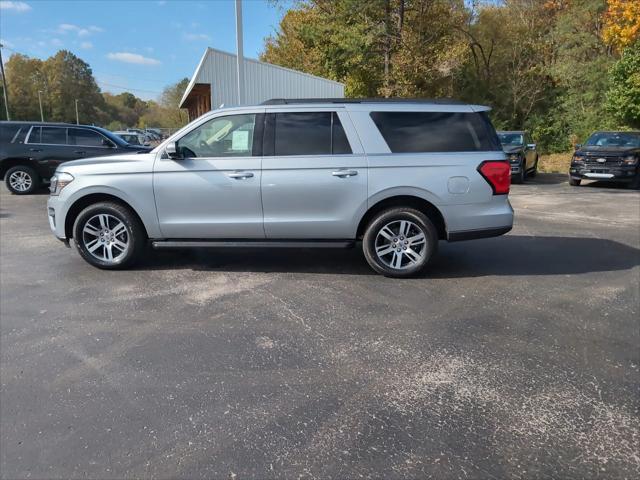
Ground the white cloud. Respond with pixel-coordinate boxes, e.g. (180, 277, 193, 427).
(107, 52, 161, 66)
(57, 23, 103, 37)
(183, 33, 211, 42)
(80, 41, 93, 49)
(0, 1, 32, 12)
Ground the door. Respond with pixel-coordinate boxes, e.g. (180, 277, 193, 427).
(524, 133, 537, 170)
(68, 127, 118, 159)
(261, 110, 367, 239)
(25, 126, 78, 178)
(153, 112, 264, 239)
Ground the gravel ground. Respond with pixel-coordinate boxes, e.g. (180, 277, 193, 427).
(1, 174, 639, 479)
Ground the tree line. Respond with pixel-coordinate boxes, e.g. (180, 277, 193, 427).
(0, 50, 189, 130)
(261, 0, 639, 153)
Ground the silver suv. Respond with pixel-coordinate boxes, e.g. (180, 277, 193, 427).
(47, 99, 513, 277)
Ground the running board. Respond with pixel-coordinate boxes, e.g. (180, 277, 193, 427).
(152, 240, 354, 249)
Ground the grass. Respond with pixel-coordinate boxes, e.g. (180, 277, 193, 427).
(538, 152, 572, 173)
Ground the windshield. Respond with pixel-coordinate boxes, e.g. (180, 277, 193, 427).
(584, 132, 640, 148)
(498, 133, 524, 146)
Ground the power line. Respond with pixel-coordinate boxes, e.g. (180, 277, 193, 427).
(96, 80, 162, 95)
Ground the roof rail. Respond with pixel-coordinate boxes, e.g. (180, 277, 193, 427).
(261, 98, 467, 105)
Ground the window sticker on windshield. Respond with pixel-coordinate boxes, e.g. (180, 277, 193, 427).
(231, 130, 249, 151)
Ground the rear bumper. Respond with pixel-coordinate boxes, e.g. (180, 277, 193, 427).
(447, 225, 512, 242)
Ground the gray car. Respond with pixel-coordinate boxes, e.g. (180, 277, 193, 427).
(47, 98, 513, 277)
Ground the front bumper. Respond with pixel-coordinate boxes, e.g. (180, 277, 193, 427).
(570, 164, 638, 182)
(47, 195, 68, 240)
(509, 163, 522, 174)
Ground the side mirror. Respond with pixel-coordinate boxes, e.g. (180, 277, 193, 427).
(574, 144, 582, 150)
(102, 138, 115, 148)
(165, 141, 182, 160)
(527, 143, 536, 150)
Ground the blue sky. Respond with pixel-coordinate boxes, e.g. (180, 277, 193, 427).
(0, 0, 289, 100)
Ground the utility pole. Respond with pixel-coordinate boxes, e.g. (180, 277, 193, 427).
(38, 91, 44, 121)
(235, 0, 245, 105)
(75, 99, 79, 125)
(0, 43, 10, 121)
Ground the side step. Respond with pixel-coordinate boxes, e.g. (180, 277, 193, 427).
(152, 240, 355, 249)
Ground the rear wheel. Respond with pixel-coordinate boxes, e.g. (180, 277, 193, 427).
(569, 177, 581, 186)
(73, 202, 146, 269)
(362, 207, 438, 278)
(5, 165, 40, 195)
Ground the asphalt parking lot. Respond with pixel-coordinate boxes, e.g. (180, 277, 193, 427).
(1, 174, 638, 479)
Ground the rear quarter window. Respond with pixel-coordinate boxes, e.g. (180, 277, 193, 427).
(0, 124, 23, 144)
(370, 111, 501, 153)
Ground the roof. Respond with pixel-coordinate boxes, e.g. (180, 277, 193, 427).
(179, 47, 345, 109)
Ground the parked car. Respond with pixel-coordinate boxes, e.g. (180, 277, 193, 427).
(113, 131, 149, 146)
(0, 122, 152, 195)
(146, 128, 163, 140)
(46, 98, 513, 277)
(569, 131, 640, 188)
(496, 130, 538, 183)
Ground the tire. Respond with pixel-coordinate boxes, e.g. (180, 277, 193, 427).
(569, 178, 581, 186)
(5, 165, 40, 195)
(362, 207, 438, 278)
(512, 162, 525, 184)
(529, 157, 538, 178)
(629, 172, 640, 190)
(73, 202, 146, 269)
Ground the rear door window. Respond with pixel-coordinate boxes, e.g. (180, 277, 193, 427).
(267, 111, 352, 156)
(69, 128, 109, 147)
(370, 111, 500, 153)
(40, 127, 67, 145)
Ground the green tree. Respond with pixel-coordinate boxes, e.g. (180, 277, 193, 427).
(606, 41, 640, 128)
(4, 54, 47, 121)
(42, 50, 105, 124)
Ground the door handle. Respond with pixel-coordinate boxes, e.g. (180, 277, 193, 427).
(332, 169, 358, 178)
(29, 148, 42, 152)
(74, 150, 86, 155)
(228, 171, 254, 179)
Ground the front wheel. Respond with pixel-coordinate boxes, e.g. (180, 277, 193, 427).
(73, 202, 146, 269)
(5, 165, 40, 195)
(512, 162, 525, 184)
(569, 178, 581, 186)
(362, 207, 438, 278)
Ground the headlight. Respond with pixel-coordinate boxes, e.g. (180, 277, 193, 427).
(509, 154, 519, 163)
(49, 172, 74, 196)
(623, 155, 638, 165)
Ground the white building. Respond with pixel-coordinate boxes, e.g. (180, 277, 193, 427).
(179, 47, 345, 120)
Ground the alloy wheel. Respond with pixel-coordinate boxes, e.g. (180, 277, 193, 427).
(374, 219, 427, 270)
(8, 171, 33, 192)
(82, 214, 130, 263)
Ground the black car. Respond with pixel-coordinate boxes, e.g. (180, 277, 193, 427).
(0, 121, 152, 194)
(497, 130, 538, 184)
(569, 131, 640, 188)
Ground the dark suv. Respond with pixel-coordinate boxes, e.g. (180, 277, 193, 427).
(569, 131, 640, 188)
(497, 130, 538, 184)
(0, 121, 152, 194)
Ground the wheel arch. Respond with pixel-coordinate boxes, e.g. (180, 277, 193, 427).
(1, 158, 38, 179)
(64, 193, 149, 240)
(356, 194, 447, 240)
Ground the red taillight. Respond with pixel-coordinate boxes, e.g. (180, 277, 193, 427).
(478, 161, 511, 195)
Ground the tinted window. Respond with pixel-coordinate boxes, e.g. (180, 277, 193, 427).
(275, 112, 331, 156)
(41, 127, 67, 145)
(370, 111, 500, 153)
(178, 114, 255, 158)
(332, 113, 352, 154)
(584, 132, 640, 148)
(0, 124, 22, 144)
(69, 128, 109, 147)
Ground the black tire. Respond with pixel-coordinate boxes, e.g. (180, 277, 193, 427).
(529, 157, 538, 178)
(5, 165, 40, 195)
(512, 162, 525, 184)
(569, 177, 581, 186)
(629, 172, 640, 190)
(73, 202, 146, 269)
(362, 207, 438, 278)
